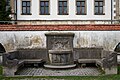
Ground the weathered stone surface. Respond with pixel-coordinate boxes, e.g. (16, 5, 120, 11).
(3, 67, 17, 76)
(104, 67, 117, 74)
(0, 31, 120, 52)
(17, 49, 47, 60)
(2, 49, 47, 76)
(96, 51, 117, 74)
(45, 32, 75, 68)
(1, 31, 119, 76)
(73, 47, 103, 60)
(16, 67, 101, 76)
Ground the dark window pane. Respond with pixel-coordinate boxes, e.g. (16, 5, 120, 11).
(23, 2, 26, 6)
(81, 2, 85, 6)
(64, 7, 67, 14)
(23, 7, 26, 14)
(99, 2, 103, 6)
(59, 7, 62, 14)
(40, 7, 44, 14)
(64, 2, 67, 6)
(95, 2, 98, 6)
(6, 0, 10, 6)
(95, 7, 98, 13)
(41, 2, 44, 6)
(59, 2, 63, 6)
(77, 2, 80, 6)
(45, 7, 49, 14)
(27, 2, 30, 6)
(27, 7, 30, 13)
(45, 2, 49, 6)
(81, 7, 85, 14)
(99, 7, 103, 13)
(77, 7, 80, 14)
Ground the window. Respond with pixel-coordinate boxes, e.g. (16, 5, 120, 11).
(0, 1, 1, 6)
(76, 0, 86, 15)
(6, 0, 10, 6)
(40, 1, 49, 15)
(94, 0, 104, 15)
(58, 0, 68, 15)
(22, 1, 31, 15)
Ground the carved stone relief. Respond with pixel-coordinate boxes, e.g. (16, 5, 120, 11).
(50, 38, 70, 50)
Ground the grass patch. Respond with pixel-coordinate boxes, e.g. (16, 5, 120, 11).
(2, 75, 120, 80)
(0, 66, 3, 80)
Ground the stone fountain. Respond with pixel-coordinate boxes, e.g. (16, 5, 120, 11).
(44, 32, 76, 68)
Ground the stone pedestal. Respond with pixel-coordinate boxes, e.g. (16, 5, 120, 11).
(44, 33, 76, 68)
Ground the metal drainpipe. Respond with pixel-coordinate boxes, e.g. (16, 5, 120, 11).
(16, 0, 17, 21)
(111, 0, 113, 24)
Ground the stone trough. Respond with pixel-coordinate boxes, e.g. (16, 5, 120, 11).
(44, 32, 76, 68)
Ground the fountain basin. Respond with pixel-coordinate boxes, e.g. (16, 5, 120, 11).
(44, 49, 76, 68)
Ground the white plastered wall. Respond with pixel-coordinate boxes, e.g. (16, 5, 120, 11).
(17, 0, 112, 20)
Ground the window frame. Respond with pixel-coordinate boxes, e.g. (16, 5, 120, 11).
(76, 0, 86, 15)
(39, 0, 50, 15)
(21, 0, 32, 15)
(58, 0, 68, 15)
(94, 0, 105, 15)
(6, 0, 10, 6)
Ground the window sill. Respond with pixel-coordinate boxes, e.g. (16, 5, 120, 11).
(58, 13, 69, 15)
(21, 13, 32, 15)
(94, 13, 105, 15)
(39, 13, 50, 15)
(76, 13, 86, 15)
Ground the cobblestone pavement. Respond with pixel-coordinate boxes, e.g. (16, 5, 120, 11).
(16, 67, 101, 76)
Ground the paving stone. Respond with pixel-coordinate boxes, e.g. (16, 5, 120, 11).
(16, 67, 101, 76)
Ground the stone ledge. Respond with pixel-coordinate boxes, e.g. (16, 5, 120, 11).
(49, 50, 72, 54)
(45, 32, 74, 36)
(44, 64, 76, 69)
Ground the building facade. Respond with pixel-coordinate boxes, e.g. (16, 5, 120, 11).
(1, 0, 119, 51)
(1, 0, 120, 76)
(16, 0, 111, 20)
(5, 0, 119, 25)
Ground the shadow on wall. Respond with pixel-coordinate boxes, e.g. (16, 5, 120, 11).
(0, 43, 6, 53)
(114, 42, 120, 52)
(0, 43, 6, 64)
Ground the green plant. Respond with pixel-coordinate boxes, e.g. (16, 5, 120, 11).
(117, 66, 120, 74)
(0, 66, 3, 75)
(0, 66, 3, 80)
(2, 75, 120, 80)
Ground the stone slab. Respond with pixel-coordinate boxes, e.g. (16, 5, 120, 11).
(44, 64, 76, 69)
(15, 67, 101, 76)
